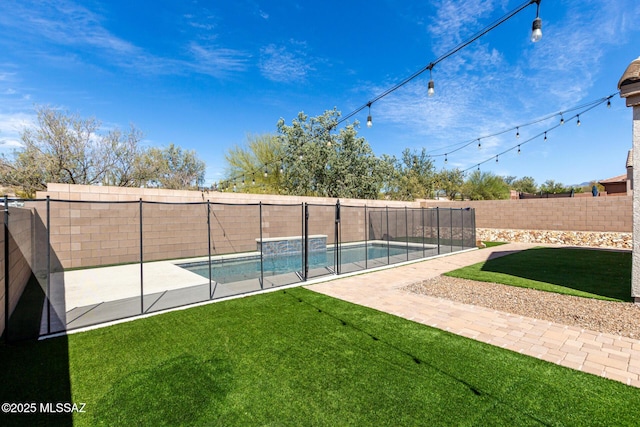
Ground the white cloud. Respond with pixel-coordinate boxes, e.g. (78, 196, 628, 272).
(188, 43, 250, 77)
(259, 44, 313, 83)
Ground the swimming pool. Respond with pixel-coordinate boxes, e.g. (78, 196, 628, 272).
(181, 243, 424, 284)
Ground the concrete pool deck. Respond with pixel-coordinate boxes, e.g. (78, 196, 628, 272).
(307, 242, 640, 388)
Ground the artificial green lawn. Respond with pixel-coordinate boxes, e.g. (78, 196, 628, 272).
(445, 247, 632, 302)
(2, 287, 639, 426)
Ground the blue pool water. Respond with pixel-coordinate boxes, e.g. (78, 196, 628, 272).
(182, 244, 420, 284)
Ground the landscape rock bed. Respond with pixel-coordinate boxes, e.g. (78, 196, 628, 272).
(477, 228, 631, 249)
(404, 276, 640, 339)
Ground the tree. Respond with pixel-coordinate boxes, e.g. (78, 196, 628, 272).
(436, 168, 464, 200)
(540, 179, 569, 194)
(511, 176, 538, 194)
(0, 106, 146, 197)
(462, 170, 510, 200)
(139, 144, 206, 190)
(384, 148, 436, 201)
(223, 133, 285, 193)
(225, 109, 389, 199)
(0, 106, 207, 196)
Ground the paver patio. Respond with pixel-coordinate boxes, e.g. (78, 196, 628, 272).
(307, 243, 640, 388)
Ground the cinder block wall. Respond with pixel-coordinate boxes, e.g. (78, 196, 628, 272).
(34, 184, 422, 269)
(420, 197, 632, 232)
(0, 207, 37, 337)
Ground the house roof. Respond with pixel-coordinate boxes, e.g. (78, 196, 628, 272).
(618, 57, 640, 88)
(599, 174, 627, 184)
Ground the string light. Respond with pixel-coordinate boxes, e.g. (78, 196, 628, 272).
(457, 93, 614, 175)
(560, 114, 564, 125)
(252, 174, 255, 185)
(444, 154, 448, 164)
(264, 166, 268, 178)
(334, 0, 544, 129)
(607, 99, 611, 108)
(242, 176, 245, 186)
(280, 161, 284, 174)
(530, 0, 542, 42)
(516, 127, 520, 138)
(477, 139, 481, 149)
(366, 103, 373, 128)
(428, 66, 435, 97)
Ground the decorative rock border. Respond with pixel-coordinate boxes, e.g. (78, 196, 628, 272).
(477, 228, 631, 249)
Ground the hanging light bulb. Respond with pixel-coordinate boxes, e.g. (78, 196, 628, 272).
(516, 127, 520, 139)
(427, 66, 435, 97)
(264, 166, 268, 177)
(531, 17, 542, 42)
(252, 174, 255, 185)
(607, 99, 611, 108)
(576, 115, 581, 126)
(444, 154, 448, 164)
(495, 155, 499, 163)
(517, 145, 521, 155)
(530, 2, 542, 42)
(233, 183, 237, 191)
(544, 131, 547, 142)
(366, 103, 373, 128)
(477, 165, 480, 171)
(560, 114, 564, 125)
(477, 139, 482, 149)
(242, 176, 245, 186)
(280, 161, 284, 174)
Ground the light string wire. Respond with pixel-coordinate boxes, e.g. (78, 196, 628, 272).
(460, 92, 617, 174)
(336, 0, 541, 128)
(216, 0, 541, 190)
(432, 93, 617, 158)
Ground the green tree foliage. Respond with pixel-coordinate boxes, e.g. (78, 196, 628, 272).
(139, 144, 206, 190)
(223, 134, 284, 193)
(511, 176, 538, 194)
(436, 168, 464, 200)
(224, 109, 390, 199)
(539, 179, 573, 194)
(384, 148, 436, 200)
(0, 106, 206, 196)
(462, 170, 510, 200)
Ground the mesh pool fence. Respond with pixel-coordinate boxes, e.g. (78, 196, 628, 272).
(1, 197, 475, 340)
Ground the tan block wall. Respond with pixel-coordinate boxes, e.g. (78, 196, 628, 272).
(34, 184, 423, 269)
(0, 207, 37, 337)
(419, 196, 632, 233)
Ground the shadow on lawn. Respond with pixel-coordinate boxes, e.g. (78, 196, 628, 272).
(479, 247, 632, 302)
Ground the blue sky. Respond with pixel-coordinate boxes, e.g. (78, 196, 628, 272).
(1, 0, 639, 187)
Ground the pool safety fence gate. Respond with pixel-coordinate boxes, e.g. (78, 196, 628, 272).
(1, 197, 475, 340)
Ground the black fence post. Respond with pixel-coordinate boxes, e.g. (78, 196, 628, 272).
(3, 195, 9, 342)
(450, 208, 454, 253)
(304, 203, 309, 281)
(436, 207, 441, 255)
(335, 200, 340, 274)
(301, 203, 304, 278)
(386, 206, 390, 265)
(207, 200, 212, 299)
(364, 205, 368, 270)
(46, 196, 51, 334)
(405, 207, 409, 261)
(139, 198, 144, 314)
(421, 207, 425, 258)
(259, 202, 264, 289)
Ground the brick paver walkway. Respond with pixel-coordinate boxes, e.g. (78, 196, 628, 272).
(307, 243, 640, 388)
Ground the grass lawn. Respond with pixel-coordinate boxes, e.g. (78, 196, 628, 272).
(2, 287, 639, 426)
(445, 247, 632, 302)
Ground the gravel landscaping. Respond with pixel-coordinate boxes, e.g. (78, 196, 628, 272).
(404, 276, 640, 339)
